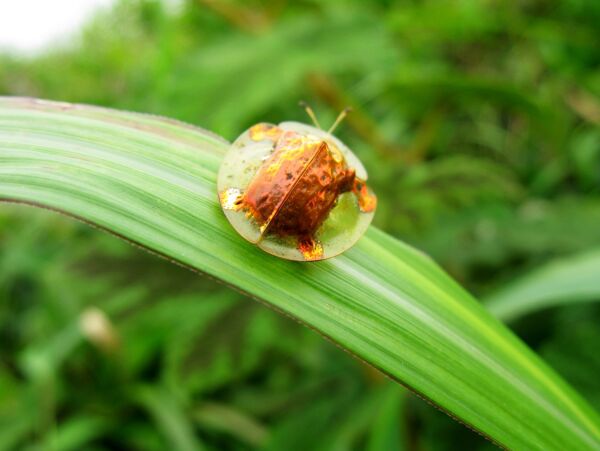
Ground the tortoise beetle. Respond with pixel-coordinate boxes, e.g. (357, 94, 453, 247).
(217, 105, 376, 261)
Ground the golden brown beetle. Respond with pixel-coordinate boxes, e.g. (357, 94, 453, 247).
(218, 105, 376, 261)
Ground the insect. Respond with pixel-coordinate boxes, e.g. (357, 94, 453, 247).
(217, 103, 376, 261)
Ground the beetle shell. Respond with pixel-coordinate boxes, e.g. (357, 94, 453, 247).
(218, 121, 376, 261)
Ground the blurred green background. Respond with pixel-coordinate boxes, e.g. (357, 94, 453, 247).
(1, 0, 600, 449)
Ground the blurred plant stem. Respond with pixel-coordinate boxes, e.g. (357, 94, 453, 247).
(197, 0, 276, 34)
(308, 72, 405, 160)
(193, 402, 269, 447)
(566, 89, 600, 127)
(308, 72, 442, 165)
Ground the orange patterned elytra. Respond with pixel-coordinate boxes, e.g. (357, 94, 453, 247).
(217, 108, 377, 261)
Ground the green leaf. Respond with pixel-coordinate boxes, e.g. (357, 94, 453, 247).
(486, 250, 600, 322)
(193, 402, 268, 447)
(1, 97, 599, 450)
(134, 385, 205, 451)
(41, 416, 110, 451)
(366, 385, 406, 451)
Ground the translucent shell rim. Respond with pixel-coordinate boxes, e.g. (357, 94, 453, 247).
(217, 121, 376, 261)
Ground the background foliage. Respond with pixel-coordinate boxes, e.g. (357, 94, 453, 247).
(1, 0, 599, 449)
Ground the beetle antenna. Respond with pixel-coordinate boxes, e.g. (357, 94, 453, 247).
(328, 107, 352, 134)
(299, 101, 322, 129)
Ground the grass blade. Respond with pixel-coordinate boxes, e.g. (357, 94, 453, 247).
(486, 250, 600, 322)
(134, 386, 205, 451)
(1, 97, 599, 450)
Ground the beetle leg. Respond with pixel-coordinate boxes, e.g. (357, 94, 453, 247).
(352, 178, 377, 213)
(219, 188, 245, 211)
(297, 235, 324, 261)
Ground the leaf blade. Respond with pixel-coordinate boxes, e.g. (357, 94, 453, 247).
(1, 97, 599, 450)
(486, 250, 600, 322)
